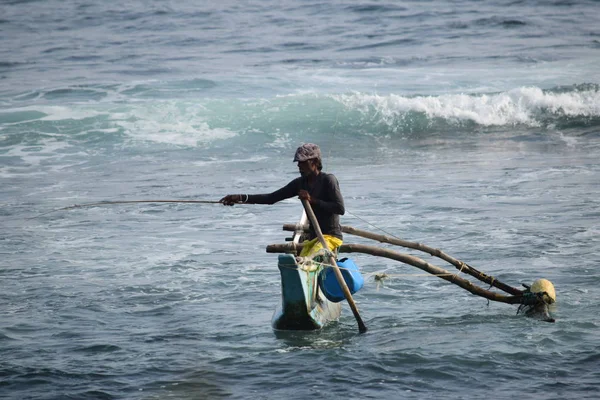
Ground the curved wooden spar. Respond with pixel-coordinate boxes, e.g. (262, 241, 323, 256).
(343, 244, 523, 304)
(267, 241, 525, 305)
(283, 223, 523, 296)
(301, 199, 368, 333)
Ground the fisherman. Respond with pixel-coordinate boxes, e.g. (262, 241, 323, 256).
(220, 143, 345, 259)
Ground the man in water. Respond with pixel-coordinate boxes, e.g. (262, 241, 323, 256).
(220, 143, 345, 258)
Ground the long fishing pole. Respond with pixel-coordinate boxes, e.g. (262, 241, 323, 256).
(28, 200, 222, 219)
(301, 198, 368, 333)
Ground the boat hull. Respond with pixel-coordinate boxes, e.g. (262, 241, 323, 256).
(271, 254, 341, 331)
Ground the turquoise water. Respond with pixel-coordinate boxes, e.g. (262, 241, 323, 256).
(1, 1, 600, 399)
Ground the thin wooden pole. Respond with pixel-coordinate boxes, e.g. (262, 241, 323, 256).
(301, 199, 368, 333)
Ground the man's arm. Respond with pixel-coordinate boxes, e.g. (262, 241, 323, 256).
(220, 178, 301, 206)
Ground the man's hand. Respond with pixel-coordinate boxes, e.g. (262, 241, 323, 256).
(220, 194, 241, 206)
(298, 190, 314, 204)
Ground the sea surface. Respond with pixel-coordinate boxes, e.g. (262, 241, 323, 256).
(1, 1, 600, 399)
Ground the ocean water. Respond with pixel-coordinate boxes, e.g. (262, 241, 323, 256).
(1, 0, 600, 399)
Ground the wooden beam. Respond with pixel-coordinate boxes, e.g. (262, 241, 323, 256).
(282, 223, 523, 296)
(267, 242, 526, 305)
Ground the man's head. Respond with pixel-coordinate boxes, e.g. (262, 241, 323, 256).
(294, 143, 322, 176)
(293, 143, 321, 163)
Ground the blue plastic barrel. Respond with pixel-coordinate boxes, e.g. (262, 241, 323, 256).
(320, 258, 364, 303)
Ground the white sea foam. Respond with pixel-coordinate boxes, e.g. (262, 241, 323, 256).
(120, 119, 237, 147)
(110, 101, 238, 147)
(266, 132, 292, 148)
(2, 138, 71, 166)
(2, 101, 237, 148)
(556, 132, 579, 147)
(572, 226, 600, 240)
(37, 106, 105, 121)
(192, 156, 268, 166)
(0, 138, 80, 178)
(0, 105, 106, 126)
(332, 86, 600, 127)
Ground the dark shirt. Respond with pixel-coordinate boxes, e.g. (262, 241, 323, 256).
(246, 173, 345, 240)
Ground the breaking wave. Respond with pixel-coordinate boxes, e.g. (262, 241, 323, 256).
(1, 84, 598, 151)
(331, 84, 600, 133)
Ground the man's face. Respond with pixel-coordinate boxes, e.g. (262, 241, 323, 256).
(297, 160, 317, 177)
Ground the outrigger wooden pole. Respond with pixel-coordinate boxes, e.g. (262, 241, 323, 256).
(283, 223, 523, 296)
(267, 241, 525, 305)
(301, 199, 368, 334)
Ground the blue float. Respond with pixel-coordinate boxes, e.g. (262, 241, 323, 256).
(319, 257, 364, 303)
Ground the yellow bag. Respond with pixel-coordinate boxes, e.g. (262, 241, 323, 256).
(299, 235, 343, 258)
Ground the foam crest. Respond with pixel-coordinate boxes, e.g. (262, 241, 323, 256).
(37, 106, 105, 121)
(0, 138, 73, 177)
(0, 105, 103, 124)
(333, 86, 600, 128)
(110, 101, 238, 147)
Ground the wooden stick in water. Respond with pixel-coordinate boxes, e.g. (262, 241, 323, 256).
(301, 199, 368, 334)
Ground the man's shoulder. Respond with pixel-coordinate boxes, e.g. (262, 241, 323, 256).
(319, 172, 339, 184)
(283, 176, 304, 188)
